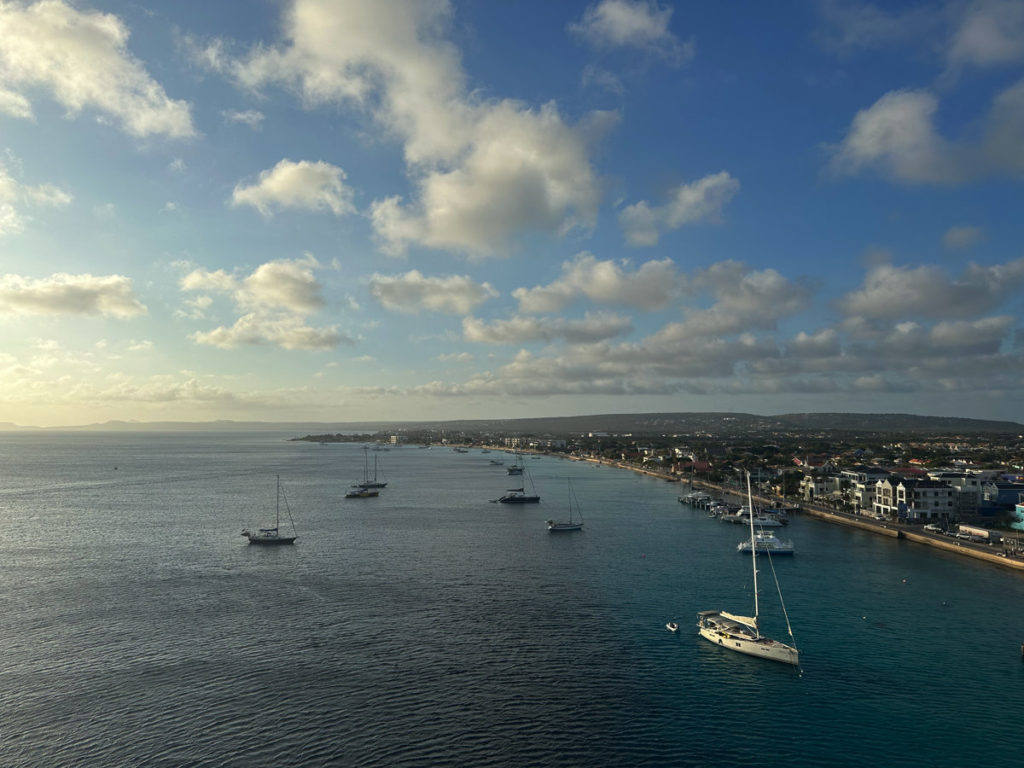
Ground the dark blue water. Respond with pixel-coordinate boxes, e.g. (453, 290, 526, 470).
(2, 433, 1023, 767)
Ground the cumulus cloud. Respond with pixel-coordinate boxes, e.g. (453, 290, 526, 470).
(837, 259, 1024, 321)
(193, 0, 607, 257)
(231, 159, 356, 217)
(368, 270, 498, 314)
(669, 261, 814, 337)
(0, 0, 194, 138)
(179, 255, 346, 350)
(0, 273, 146, 317)
(190, 313, 348, 350)
(569, 0, 694, 63)
(829, 90, 961, 183)
(514, 253, 681, 313)
(370, 101, 605, 256)
(943, 225, 985, 249)
(619, 171, 740, 246)
(463, 311, 633, 344)
(830, 79, 1024, 183)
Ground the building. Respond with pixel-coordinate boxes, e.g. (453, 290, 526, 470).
(840, 466, 889, 514)
(874, 478, 955, 521)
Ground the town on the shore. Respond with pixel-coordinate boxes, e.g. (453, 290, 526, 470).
(300, 420, 1024, 563)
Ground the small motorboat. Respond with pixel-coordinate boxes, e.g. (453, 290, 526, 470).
(666, 621, 679, 633)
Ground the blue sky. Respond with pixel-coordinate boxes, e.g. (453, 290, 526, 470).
(1, 0, 1023, 427)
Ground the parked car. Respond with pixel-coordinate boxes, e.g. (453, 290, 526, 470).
(923, 524, 943, 532)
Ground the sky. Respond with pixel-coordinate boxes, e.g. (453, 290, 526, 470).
(1, 0, 1023, 428)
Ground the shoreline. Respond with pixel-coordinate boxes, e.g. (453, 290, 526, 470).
(568, 453, 1024, 574)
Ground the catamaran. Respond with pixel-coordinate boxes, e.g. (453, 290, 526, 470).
(696, 472, 800, 666)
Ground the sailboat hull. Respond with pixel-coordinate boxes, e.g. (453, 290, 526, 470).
(546, 521, 583, 531)
(245, 534, 297, 546)
(697, 613, 799, 665)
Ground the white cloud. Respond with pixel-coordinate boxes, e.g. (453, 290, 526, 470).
(928, 316, 1013, 351)
(514, 253, 681, 312)
(180, 256, 344, 350)
(231, 159, 356, 217)
(837, 259, 1024, 321)
(370, 101, 605, 257)
(368, 270, 498, 314)
(569, 0, 694, 63)
(0, 0, 194, 139)
(242, 257, 325, 312)
(671, 261, 814, 337)
(942, 225, 985, 249)
(829, 90, 961, 183)
(619, 171, 740, 246)
(830, 79, 1024, 183)
(949, 0, 1024, 68)
(190, 313, 349, 351)
(0, 273, 146, 317)
(463, 311, 633, 344)
(196, 0, 607, 257)
(0, 161, 71, 236)
(0, 85, 33, 118)
(222, 109, 265, 128)
(181, 256, 325, 312)
(786, 329, 841, 358)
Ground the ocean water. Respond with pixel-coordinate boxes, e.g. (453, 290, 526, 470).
(2, 432, 1023, 767)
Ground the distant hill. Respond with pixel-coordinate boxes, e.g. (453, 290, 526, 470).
(6, 412, 1021, 436)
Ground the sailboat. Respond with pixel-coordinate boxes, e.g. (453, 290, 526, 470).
(547, 479, 584, 531)
(696, 471, 799, 666)
(346, 447, 380, 498)
(507, 451, 525, 475)
(241, 475, 297, 545)
(356, 448, 387, 489)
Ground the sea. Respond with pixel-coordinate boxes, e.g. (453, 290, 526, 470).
(2, 432, 1023, 768)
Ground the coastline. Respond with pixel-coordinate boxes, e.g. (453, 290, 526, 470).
(565, 452, 1024, 574)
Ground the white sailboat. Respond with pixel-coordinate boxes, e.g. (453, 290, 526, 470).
(241, 475, 297, 545)
(697, 471, 799, 666)
(547, 479, 584, 531)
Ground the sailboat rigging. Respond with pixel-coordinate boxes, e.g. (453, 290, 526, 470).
(241, 475, 297, 545)
(547, 479, 584, 531)
(346, 446, 381, 498)
(696, 471, 799, 666)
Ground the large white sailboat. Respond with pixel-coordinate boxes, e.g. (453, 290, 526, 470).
(697, 472, 799, 666)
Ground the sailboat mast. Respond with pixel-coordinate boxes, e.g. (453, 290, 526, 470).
(747, 471, 760, 628)
(276, 474, 281, 528)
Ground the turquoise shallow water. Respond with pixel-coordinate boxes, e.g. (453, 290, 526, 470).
(1, 432, 1023, 767)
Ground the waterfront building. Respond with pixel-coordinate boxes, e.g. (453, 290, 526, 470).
(874, 478, 956, 521)
(840, 465, 890, 514)
(799, 473, 841, 502)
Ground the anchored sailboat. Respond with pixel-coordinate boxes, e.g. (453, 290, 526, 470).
(696, 472, 799, 666)
(346, 446, 381, 498)
(241, 475, 297, 545)
(547, 479, 584, 531)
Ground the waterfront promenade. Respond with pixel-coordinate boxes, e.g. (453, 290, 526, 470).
(569, 453, 1024, 573)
